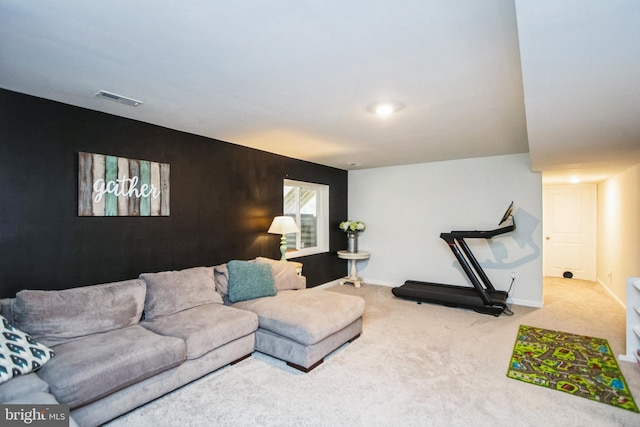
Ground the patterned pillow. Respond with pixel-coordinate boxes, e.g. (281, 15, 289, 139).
(0, 315, 55, 385)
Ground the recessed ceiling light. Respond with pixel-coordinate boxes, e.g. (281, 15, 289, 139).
(569, 176, 581, 184)
(367, 101, 404, 117)
(96, 90, 143, 107)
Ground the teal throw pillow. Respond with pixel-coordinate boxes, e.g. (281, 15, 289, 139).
(227, 260, 276, 303)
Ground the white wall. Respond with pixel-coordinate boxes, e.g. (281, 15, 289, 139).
(597, 163, 640, 304)
(347, 153, 543, 307)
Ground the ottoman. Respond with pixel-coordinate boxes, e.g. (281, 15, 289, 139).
(232, 289, 365, 371)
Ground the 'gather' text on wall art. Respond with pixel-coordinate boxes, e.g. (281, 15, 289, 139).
(78, 152, 170, 216)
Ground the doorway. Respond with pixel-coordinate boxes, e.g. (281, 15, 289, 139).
(542, 184, 597, 281)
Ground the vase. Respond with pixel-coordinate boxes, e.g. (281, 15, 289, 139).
(347, 232, 358, 253)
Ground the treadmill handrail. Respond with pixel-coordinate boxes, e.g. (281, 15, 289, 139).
(447, 219, 515, 239)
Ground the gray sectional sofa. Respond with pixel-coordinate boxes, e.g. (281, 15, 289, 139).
(0, 258, 364, 427)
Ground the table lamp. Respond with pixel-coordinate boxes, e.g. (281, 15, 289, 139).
(268, 216, 299, 260)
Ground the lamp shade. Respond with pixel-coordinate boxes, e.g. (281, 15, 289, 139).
(268, 216, 299, 235)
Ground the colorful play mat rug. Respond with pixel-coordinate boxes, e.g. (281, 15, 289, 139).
(507, 325, 638, 413)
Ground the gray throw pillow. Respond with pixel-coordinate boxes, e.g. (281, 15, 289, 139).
(141, 266, 223, 321)
(213, 263, 229, 297)
(255, 257, 305, 291)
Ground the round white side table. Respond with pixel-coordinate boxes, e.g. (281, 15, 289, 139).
(337, 250, 371, 288)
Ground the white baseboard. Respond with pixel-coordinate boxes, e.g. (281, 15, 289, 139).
(314, 280, 340, 289)
(316, 279, 543, 308)
(359, 279, 397, 287)
(509, 298, 543, 308)
(596, 278, 626, 309)
(618, 354, 637, 363)
(314, 279, 396, 289)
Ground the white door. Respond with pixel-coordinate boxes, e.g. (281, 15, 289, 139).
(543, 184, 596, 280)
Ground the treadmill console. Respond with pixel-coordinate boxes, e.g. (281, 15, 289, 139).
(498, 201, 514, 226)
(448, 201, 515, 238)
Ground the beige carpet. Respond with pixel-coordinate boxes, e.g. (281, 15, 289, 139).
(106, 278, 640, 426)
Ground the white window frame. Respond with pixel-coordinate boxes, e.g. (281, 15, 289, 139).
(283, 179, 329, 258)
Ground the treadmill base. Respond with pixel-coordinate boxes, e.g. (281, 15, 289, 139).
(392, 280, 508, 317)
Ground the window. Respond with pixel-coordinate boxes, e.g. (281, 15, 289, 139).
(283, 179, 329, 258)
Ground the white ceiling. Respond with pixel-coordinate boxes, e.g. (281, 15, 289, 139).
(1, 1, 638, 183)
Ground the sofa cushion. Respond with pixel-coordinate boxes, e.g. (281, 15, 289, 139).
(0, 372, 49, 402)
(37, 325, 186, 409)
(232, 290, 365, 345)
(255, 257, 306, 291)
(0, 315, 55, 385)
(141, 267, 223, 321)
(227, 261, 276, 303)
(141, 303, 258, 359)
(5, 391, 60, 405)
(12, 279, 146, 347)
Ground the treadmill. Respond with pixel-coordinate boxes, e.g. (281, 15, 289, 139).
(392, 202, 515, 316)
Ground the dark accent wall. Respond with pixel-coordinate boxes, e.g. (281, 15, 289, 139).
(0, 89, 348, 298)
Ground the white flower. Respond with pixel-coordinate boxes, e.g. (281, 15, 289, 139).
(339, 220, 366, 233)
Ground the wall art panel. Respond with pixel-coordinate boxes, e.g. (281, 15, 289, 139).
(78, 152, 170, 216)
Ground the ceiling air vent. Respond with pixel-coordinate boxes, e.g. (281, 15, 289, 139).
(95, 90, 143, 107)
